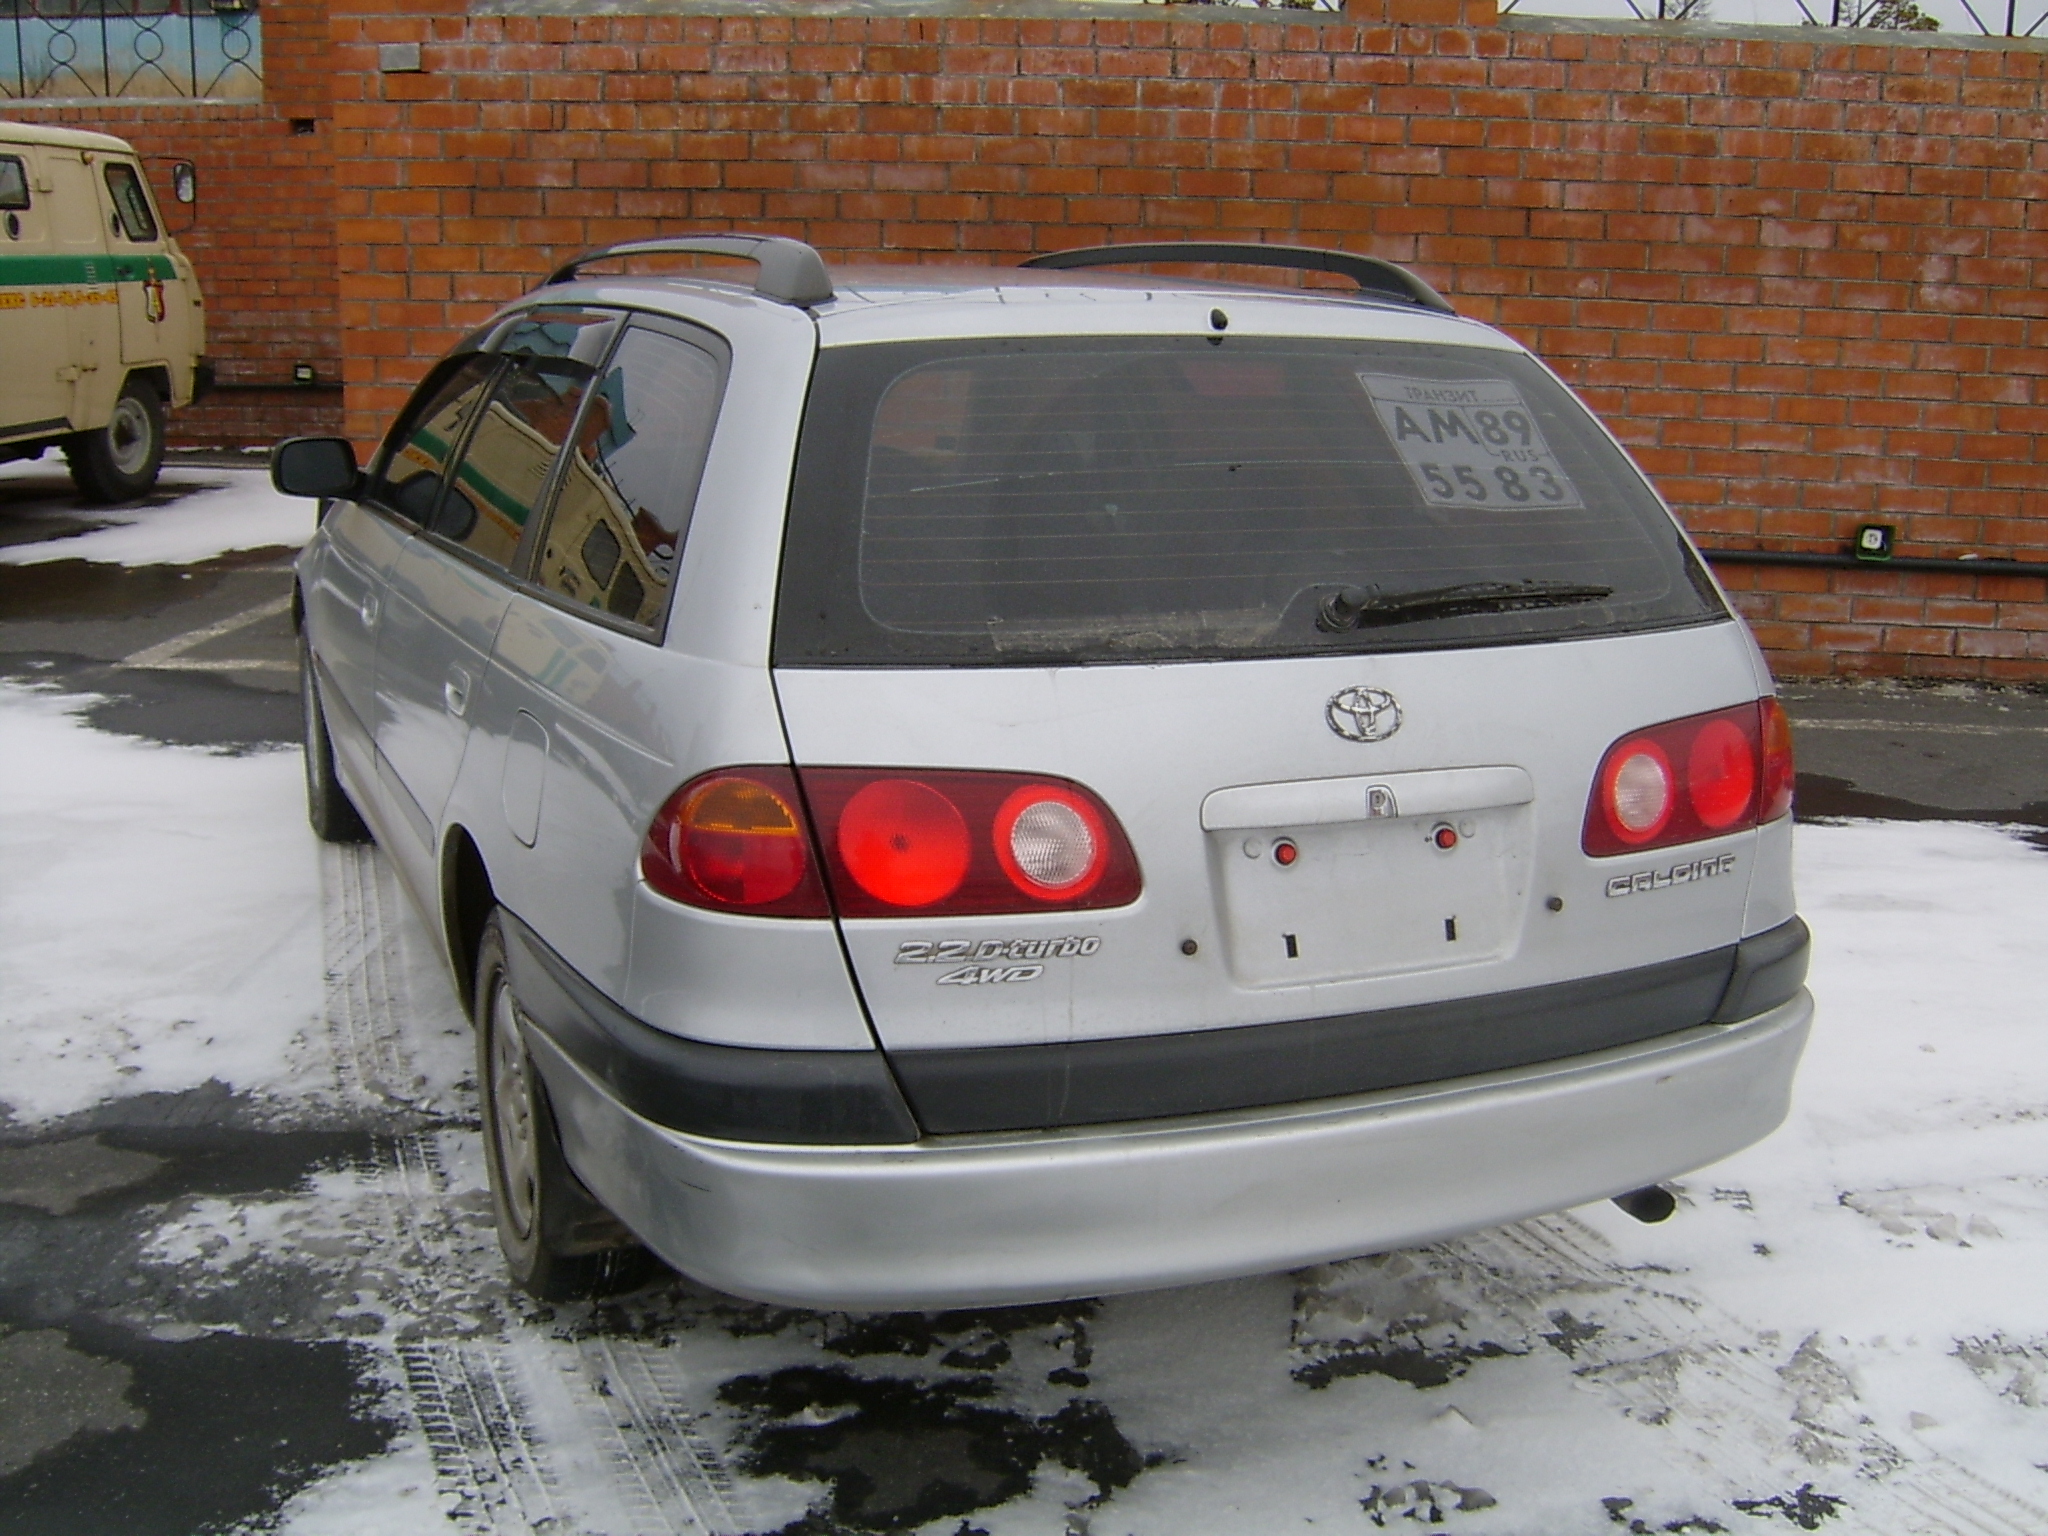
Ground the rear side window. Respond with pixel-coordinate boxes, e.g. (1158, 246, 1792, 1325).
(432, 310, 619, 570)
(371, 355, 499, 529)
(0, 157, 27, 211)
(775, 337, 1723, 667)
(102, 163, 158, 242)
(530, 321, 724, 632)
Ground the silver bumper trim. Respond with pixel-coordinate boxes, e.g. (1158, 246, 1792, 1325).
(533, 991, 1812, 1310)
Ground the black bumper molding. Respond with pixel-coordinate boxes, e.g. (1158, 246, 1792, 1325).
(503, 907, 1808, 1145)
(888, 918, 1812, 1136)
(501, 911, 920, 1145)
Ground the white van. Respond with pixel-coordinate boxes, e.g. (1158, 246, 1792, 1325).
(0, 121, 208, 501)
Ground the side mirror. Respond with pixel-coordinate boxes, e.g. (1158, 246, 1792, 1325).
(170, 161, 197, 205)
(271, 436, 360, 500)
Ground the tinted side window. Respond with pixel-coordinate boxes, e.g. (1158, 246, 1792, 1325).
(370, 355, 500, 528)
(531, 323, 724, 632)
(0, 157, 27, 212)
(102, 163, 158, 242)
(434, 312, 618, 570)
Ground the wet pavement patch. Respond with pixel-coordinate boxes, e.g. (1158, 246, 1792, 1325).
(1795, 772, 2048, 830)
(2, 653, 300, 752)
(812, 1304, 1091, 1364)
(1602, 1495, 1729, 1532)
(1292, 1335, 1522, 1391)
(0, 1123, 384, 1215)
(0, 1328, 146, 1477)
(0, 1321, 394, 1536)
(0, 558, 211, 621)
(0, 1137, 168, 1216)
(720, 1364, 1147, 1533)
(1358, 1466, 1497, 1526)
(1729, 1483, 1846, 1528)
(0, 1119, 406, 1346)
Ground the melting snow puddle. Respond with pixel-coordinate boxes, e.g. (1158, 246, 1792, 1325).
(4, 685, 2048, 1534)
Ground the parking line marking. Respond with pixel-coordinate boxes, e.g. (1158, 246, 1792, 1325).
(121, 593, 293, 671)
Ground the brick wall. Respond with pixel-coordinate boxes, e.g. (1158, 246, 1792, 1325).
(6, 0, 343, 447)
(315, 0, 2048, 680)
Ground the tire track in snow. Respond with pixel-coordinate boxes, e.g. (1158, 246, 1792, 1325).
(1299, 1212, 2048, 1535)
(320, 841, 753, 1535)
(1495, 1216, 2046, 1536)
(320, 843, 428, 1115)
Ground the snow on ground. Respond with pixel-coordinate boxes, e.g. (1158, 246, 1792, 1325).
(0, 454, 311, 567)
(0, 684, 326, 1121)
(5, 669, 2048, 1533)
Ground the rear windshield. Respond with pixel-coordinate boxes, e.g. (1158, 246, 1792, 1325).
(774, 336, 1723, 667)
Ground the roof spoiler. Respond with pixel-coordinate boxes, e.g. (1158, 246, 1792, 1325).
(1020, 241, 1455, 315)
(545, 235, 834, 309)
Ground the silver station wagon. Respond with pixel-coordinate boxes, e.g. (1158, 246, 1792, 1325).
(275, 236, 1812, 1310)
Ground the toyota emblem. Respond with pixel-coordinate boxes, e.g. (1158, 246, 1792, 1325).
(1326, 685, 1402, 743)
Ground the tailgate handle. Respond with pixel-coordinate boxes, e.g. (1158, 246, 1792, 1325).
(1201, 765, 1533, 832)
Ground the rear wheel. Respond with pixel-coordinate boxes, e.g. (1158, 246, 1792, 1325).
(67, 378, 165, 503)
(475, 911, 656, 1301)
(300, 634, 371, 844)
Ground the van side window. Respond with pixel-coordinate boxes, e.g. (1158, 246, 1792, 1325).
(530, 323, 725, 632)
(0, 158, 28, 211)
(370, 355, 500, 529)
(102, 163, 158, 242)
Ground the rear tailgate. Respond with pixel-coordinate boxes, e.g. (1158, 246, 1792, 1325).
(772, 313, 1762, 1129)
(776, 623, 1761, 1065)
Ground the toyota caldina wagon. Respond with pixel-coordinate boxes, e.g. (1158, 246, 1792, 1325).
(274, 237, 1810, 1308)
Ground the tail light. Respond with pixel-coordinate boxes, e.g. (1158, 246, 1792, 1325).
(1582, 699, 1794, 858)
(803, 768, 1140, 918)
(641, 769, 831, 917)
(642, 766, 1141, 917)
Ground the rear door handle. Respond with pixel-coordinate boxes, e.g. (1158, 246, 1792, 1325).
(443, 665, 471, 717)
(358, 591, 379, 628)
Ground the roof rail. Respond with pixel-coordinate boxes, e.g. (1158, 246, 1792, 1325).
(1019, 242, 1455, 315)
(545, 235, 834, 309)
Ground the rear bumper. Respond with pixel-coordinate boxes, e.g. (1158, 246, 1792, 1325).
(531, 988, 1812, 1310)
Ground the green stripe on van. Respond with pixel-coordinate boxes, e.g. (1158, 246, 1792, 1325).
(0, 252, 177, 286)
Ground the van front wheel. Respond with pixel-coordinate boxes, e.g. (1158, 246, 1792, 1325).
(68, 379, 166, 503)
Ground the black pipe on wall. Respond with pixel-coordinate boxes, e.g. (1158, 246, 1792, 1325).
(1701, 548, 2048, 578)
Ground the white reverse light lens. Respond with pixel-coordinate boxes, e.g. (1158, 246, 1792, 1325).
(1612, 750, 1672, 833)
(1008, 799, 1097, 889)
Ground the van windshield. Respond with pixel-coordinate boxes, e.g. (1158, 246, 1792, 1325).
(774, 336, 1723, 666)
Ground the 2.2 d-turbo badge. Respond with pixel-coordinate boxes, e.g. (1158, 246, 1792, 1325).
(894, 935, 1102, 986)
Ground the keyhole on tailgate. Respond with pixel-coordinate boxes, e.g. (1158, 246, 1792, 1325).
(1444, 917, 1458, 942)
(1283, 933, 1299, 959)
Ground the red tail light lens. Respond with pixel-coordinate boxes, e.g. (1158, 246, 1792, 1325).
(802, 768, 1141, 918)
(1583, 700, 1791, 858)
(641, 769, 830, 916)
(1687, 717, 1756, 830)
(642, 766, 1142, 917)
(837, 779, 972, 908)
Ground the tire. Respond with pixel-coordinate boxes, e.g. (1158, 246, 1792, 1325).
(475, 910, 657, 1302)
(300, 634, 372, 844)
(67, 378, 166, 503)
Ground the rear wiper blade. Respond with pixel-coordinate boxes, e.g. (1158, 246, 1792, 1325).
(1316, 579, 1615, 632)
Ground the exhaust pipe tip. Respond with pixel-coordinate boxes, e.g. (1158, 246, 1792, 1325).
(1612, 1185, 1678, 1224)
